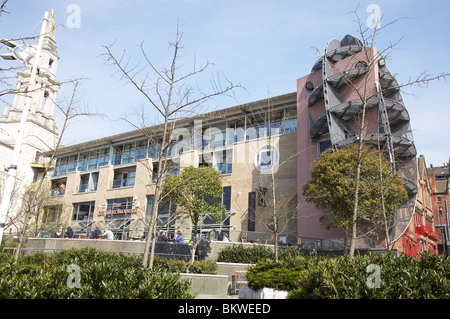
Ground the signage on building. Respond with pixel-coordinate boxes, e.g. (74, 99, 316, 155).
(98, 208, 138, 216)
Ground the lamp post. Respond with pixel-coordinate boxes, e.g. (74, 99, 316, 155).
(439, 206, 448, 255)
(0, 11, 49, 245)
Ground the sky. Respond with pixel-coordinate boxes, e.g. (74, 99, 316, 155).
(0, 0, 449, 167)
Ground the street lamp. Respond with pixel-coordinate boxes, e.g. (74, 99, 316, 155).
(439, 207, 448, 255)
(0, 11, 49, 244)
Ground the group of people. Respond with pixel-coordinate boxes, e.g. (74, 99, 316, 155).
(54, 226, 74, 238)
(55, 226, 232, 243)
(54, 225, 114, 240)
(89, 225, 114, 240)
(156, 230, 231, 243)
(156, 230, 186, 243)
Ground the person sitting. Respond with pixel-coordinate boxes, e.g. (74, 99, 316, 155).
(157, 231, 167, 242)
(55, 226, 63, 238)
(89, 225, 102, 239)
(100, 228, 114, 240)
(64, 226, 74, 238)
(174, 230, 184, 244)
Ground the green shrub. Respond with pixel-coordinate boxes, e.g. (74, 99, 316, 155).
(191, 260, 218, 274)
(244, 251, 450, 299)
(217, 244, 274, 263)
(0, 248, 194, 299)
(153, 257, 189, 273)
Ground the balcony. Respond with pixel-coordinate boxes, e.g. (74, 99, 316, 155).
(111, 179, 135, 189)
(77, 183, 98, 193)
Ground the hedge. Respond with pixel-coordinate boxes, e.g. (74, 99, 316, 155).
(245, 252, 450, 299)
(0, 248, 195, 299)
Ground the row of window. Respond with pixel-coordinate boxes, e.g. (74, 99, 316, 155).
(52, 143, 283, 196)
(53, 110, 297, 176)
(51, 162, 183, 196)
(45, 187, 232, 224)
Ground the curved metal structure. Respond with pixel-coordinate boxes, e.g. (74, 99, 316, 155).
(308, 35, 418, 244)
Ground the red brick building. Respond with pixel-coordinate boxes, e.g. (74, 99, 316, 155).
(428, 161, 449, 253)
(400, 155, 439, 256)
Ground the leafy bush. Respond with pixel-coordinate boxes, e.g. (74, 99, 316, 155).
(153, 257, 189, 273)
(191, 260, 218, 274)
(0, 248, 194, 299)
(245, 252, 450, 299)
(217, 244, 274, 263)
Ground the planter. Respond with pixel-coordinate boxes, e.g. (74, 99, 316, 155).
(180, 273, 229, 299)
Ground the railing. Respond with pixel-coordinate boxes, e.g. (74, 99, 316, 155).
(111, 179, 135, 189)
(77, 183, 98, 193)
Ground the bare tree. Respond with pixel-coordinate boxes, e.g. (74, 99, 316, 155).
(103, 21, 242, 269)
(247, 97, 298, 261)
(12, 79, 102, 264)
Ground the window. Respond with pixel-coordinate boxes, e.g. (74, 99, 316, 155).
(43, 205, 62, 223)
(72, 201, 95, 222)
(112, 145, 123, 165)
(255, 145, 279, 174)
(106, 197, 134, 219)
(98, 148, 110, 167)
(222, 186, 231, 211)
(78, 172, 98, 193)
(67, 155, 77, 172)
(213, 149, 232, 175)
(146, 195, 176, 228)
(318, 139, 332, 155)
(77, 153, 88, 171)
(51, 178, 66, 196)
(248, 192, 256, 231)
(112, 167, 136, 188)
(87, 151, 99, 170)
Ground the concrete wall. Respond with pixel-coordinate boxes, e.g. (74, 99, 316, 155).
(180, 273, 229, 299)
(25, 238, 275, 261)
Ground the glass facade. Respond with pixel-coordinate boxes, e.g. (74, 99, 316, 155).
(53, 107, 297, 177)
(72, 201, 95, 222)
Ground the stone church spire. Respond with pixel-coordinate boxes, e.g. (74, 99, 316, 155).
(2, 11, 61, 133)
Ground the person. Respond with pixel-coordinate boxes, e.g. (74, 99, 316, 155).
(223, 233, 230, 242)
(157, 231, 167, 242)
(138, 233, 145, 241)
(89, 225, 102, 239)
(55, 226, 63, 238)
(65, 226, 74, 238)
(174, 230, 184, 244)
(58, 183, 66, 195)
(100, 228, 114, 240)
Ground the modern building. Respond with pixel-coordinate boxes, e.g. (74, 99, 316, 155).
(296, 35, 423, 252)
(2, 19, 435, 256)
(39, 93, 299, 243)
(0, 13, 60, 229)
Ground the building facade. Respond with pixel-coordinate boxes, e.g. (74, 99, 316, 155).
(401, 155, 439, 256)
(12, 30, 438, 256)
(41, 93, 298, 243)
(428, 162, 449, 253)
(296, 35, 422, 252)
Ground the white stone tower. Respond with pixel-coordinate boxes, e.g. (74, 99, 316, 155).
(0, 11, 60, 233)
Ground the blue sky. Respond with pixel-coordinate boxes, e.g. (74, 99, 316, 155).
(1, 0, 449, 167)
